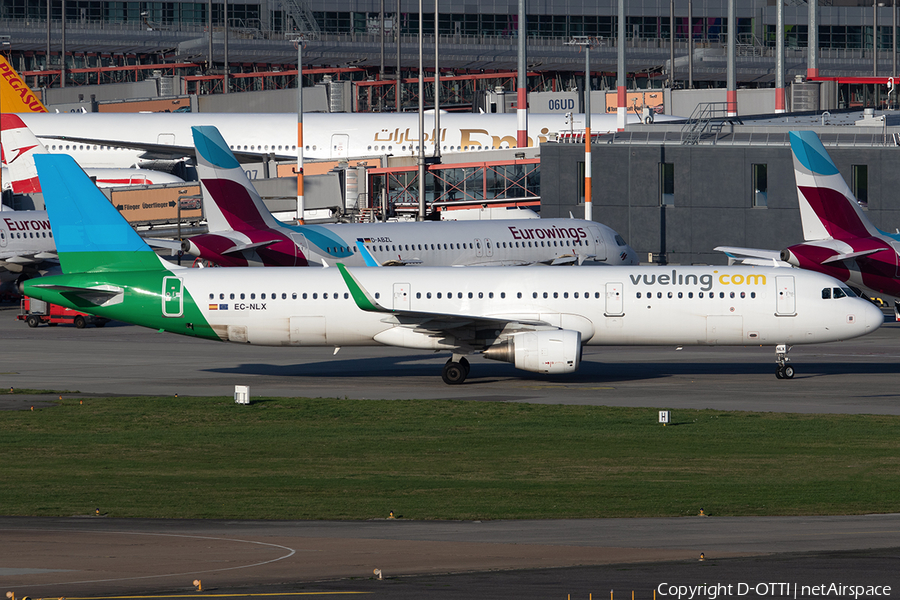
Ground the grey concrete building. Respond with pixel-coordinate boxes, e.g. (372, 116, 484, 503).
(540, 125, 900, 266)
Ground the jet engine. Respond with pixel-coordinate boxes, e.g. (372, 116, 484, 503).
(483, 329, 582, 374)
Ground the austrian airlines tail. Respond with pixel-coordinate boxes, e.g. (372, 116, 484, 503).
(1, 113, 186, 192)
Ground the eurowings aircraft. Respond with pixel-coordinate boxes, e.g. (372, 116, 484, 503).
(1, 113, 185, 193)
(716, 131, 900, 318)
(187, 125, 638, 267)
(24, 153, 883, 383)
(0, 209, 56, 289)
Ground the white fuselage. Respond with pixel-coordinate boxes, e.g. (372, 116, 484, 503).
(18, 111, 679, 169)
(0, 210, 53, 260)
(178, 265, 881, 349)
(240, 219, 636, 267)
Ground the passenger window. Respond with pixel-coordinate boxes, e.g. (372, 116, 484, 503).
(468, 292, 473, 299)
(302, 293, 307, 299)
(751, 292, 756, 298)
(209, 293, 214, 300)
(416, 292, 421, 299)
(667, 292, 672, 298)
(699, 292, 704, 298)
(261, 294, 266, 299)
(740, 291, 745, 298)
(375, 293, 380, 299)
(292, 293, 297, 299)
(563, 292, 568, 298)
(458, 292, 463, 298)
(283, 293, 287, 299)
(517, 292, 522, 298)
(533, 292, 538, 298)
(543, 292, 549, 299)
(313, 293, 318, 299)
(595, 292, 600, 298)
(478, 292, 484, 298)
(220, 293, 225, 300)
(437, 292, 442, 299)
(657, 292, 662, 298)
(489, 292, 494, 298)
(427, 292, 432, 299)
(678, 292, 683, 298)
(720, 292, 725, 298)
(637, 292, 642, 298)
(250, 293, 255, 300)
(323, 293, 328, 299)
(729, 292, 735, 298)
(574, 292, 579, 298)
(688, 292, 693, 298)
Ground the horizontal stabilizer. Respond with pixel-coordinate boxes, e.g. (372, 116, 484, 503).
(31, 283, 123, 306)
(820, 247, 888, 264)
(221, 239, 279, 255)
(715, 246, 790, 267)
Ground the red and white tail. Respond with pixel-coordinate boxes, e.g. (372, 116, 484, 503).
(1, 113, 47, 194)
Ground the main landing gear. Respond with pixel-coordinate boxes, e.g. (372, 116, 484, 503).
(774, 344, 794, 379)
(442, 355, 471, 385)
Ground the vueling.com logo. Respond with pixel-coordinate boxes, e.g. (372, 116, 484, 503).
(629, 270, 767, 292)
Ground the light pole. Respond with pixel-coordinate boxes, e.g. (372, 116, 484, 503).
(565, 36, 597, 222)
(293, 35, 306, 224)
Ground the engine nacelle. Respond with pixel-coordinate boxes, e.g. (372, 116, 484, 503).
(483, 329, 582, 374)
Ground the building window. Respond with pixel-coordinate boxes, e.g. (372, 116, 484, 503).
(852, 165, 868, 207)
(752, 163, 767, 208)
(660, 162, 674, 206)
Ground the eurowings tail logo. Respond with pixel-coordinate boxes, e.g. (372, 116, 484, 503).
(0, 56, 49, 113)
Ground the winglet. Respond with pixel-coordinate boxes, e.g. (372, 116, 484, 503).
(355, 241, 382, 267)
(337, 263, 388, 312)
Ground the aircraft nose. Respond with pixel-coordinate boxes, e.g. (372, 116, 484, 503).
(864, 300, 885, 331)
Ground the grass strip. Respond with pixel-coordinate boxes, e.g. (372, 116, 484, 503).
(2, 397, 898, 520)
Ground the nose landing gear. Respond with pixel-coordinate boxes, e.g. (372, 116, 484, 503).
(775, 344, 794, 379)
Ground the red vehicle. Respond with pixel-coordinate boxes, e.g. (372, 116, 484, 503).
(17, 297, 110, 329)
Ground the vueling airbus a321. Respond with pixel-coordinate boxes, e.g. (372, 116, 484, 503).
(23, 154, 883, 383)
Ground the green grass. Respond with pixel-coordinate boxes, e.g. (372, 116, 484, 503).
(2, 397, 898, 520)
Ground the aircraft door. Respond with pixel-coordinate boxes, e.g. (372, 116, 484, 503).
(589, 226, 607, 261)
(331, 134, 350, 158)
(775, 276, 796, 316)
(0, 226, 7, 248)
(485, 238, 493, 257)
(604, 282, 624, 316)
(393, 283, 411, 310)
(289, 232, 311, 266)
(162, 276, 184, 317)
(475, 239, 483, 257)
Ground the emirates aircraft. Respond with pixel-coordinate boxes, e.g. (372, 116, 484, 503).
(23, 153, 883, 384)
(0, 54, 681, 170)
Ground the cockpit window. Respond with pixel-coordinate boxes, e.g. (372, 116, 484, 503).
(822, 288, 831, 299)
(614, 234, 627, 247)
(832, 287, 846, 299)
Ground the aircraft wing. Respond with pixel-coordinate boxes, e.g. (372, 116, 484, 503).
(714, 246, 790, 267)
(338, 263, 555, 334)
(39, 135, 295, 163)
